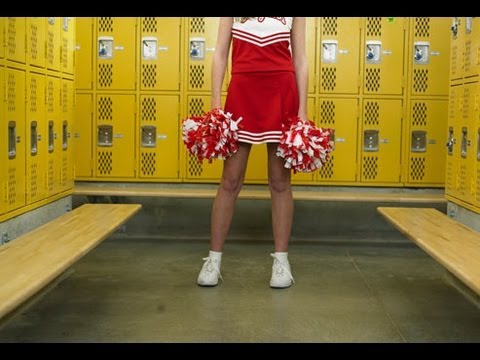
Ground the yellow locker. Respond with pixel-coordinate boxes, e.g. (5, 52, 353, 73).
(26, 71, 47, 204)
(406, 99, 448, 185)
(61, 17, 75, 76)
(0, 18, 4, 59)
(6, 17, 26, 64)
(316, 97, 359, 183)
(140, 17, 181, 91)
(59, 79, 75, 192)
(96, 17, 137, 90)
(306, 17, 316, 94)
(0, 65, 5, 215)
(449, 17, 464, 82)
(472, 82, 480, 209)
(27, 17, 46, 69)
(75, 17, 93, 90)
(409, 17, 451, 97)
(73, 93, 93, 178)
(45, 75, 61, 196)
(445, 84, 462, 199)
(5, 67, 26, 211)
(95, 94, 136, 178)
(363, 17, 406, 96)
(138, 95, 179, 179)
(464, 17, 480, 79)
(291, 97, 316, 183)
(319, 17, 361, 95)
(46, 17, 61, 72)
(187, 17, 227, 92)
(244, 143, 268, 183)
(360, 99, 402, 184)
(184, 95, 223, 181)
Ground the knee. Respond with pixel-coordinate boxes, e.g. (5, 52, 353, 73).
(219, 175, 243, 195)
(269, 176, 291, 194)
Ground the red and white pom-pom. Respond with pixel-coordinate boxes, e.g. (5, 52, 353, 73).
(276, 117, 334, 173)
(182, 108, 243, 163)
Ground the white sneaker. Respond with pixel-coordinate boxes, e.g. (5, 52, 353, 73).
(197, 256, 223, 287)
(270, 253, 295, 289)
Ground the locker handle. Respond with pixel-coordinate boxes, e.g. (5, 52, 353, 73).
(31, 121, 38, 156)
(363, 130, 379, 152)
(8, 121, 16, 159)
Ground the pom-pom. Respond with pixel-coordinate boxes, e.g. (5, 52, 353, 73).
(182, 108, 243, 163)
(276, 117, 334, 173)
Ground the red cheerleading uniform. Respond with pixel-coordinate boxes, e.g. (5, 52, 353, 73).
(224, 17, 299, 144)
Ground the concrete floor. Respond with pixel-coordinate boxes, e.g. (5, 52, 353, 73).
(1, 196, 479, 343)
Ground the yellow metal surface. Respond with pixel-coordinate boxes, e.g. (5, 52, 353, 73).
(360, 98, 403, 184)
(62, 17, 75, 76)
(445, 84, 462, 199)
(6, 17, 25, 65)
(319, 17, 361, 95)
(464, 17, 480, 79)
(75, 17, 93, 90)
(46, 17, 61, 72)
(449, 17, 464, 82)
(409, 17, 451, 97)
(73, 93, 93, 179)
(27, 18, 45, 69)
(26, 71, 47, 204)
(45, 75, 61, 196)
(5, 67, 26, 212)
(59, 79, 75, 192)
(95, 94, 136, 178)
(406, 99, 448, 185)
(363, 17, 406, 96)
(96, 17, 137, 90)
(0, 65, 5, 215)
(140, 17, 181, 91)
(0, 18, 4, 59)
(473, 82, 480, 209)
(316, 97, 359, 183)
(138, 95, 180, 179)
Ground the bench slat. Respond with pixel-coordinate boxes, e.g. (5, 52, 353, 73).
(377, 207, 480, 295)
(0, 203, 142, 320)
(74, 185, 446, 204)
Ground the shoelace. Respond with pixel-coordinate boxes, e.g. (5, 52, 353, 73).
(270, 253, 295, 283)
(202, 257, 223, 281)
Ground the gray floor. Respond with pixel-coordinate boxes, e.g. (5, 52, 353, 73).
(1, 196, 479, 343)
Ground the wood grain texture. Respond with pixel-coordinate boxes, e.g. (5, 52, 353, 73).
(377, 207, 480, 295)
(0, 204, 142, 320)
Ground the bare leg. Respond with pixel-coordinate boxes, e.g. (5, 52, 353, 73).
(267, 143, 293, 252)
(209, 143, 251, 252)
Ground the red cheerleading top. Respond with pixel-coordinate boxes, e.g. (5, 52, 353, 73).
(231, 17, 295, 74)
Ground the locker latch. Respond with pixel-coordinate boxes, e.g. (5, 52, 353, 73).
(321, 40, 338, 63)
(466, 17, 473, 33)
(142, 37, 158, 60)
(477, 128, 480, 160)
(365, 41, 381, 64)
(411, 130, 427, 152)
(62, 121, 68, 150)
(461, 127, 468, 158)
(451, 17, 459, 39)
(364, 130, 379, 152)
(446, 127, 454, 156)
(98, 125, 113, 147)
(8, 121, 16, 159)
(190, 38, 205, 60)
(141, 126, 157, 148)
(414, 42, 429, 65)
(98, 37, 114, 59)
(48, 121, 54, 153)
(31, 121, 38, 156)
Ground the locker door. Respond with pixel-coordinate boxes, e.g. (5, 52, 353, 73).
(319, 17, 361, 95)
(59, 79, 74, 192)
(0, 66, 5, 215)
(96, 17, 137, 90)
(406, 99, 448, 185)
(61, 17, 75, 75)
(363, 17, 406, 96)
(26, 72, 47, 204)
(449, 17, 464, 82)
(27, 17, 46, 69)
(73, 93, 93, 179)
(45, 75, 61, 196)
(316, 98, 358, 183)
(46, 17, 61, 72)
(6, 17, 26, 64)
(473, 82, 480, 208)
(138, 95, 179, 179)
(464, 17, 480, 80)
(445, 84, 461, 199)
(0, 18, 4, 59)
(5, 68, 26, 211)
(360, 99, 402, 184)
(140, 17, 181, 91)
(409, 17, 451, 96)
(75, 17, 94, 90)
(95, 94, 136, 179)
(185, 95, 224, 181)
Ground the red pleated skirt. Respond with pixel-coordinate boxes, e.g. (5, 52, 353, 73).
(224, 71, 299, 144)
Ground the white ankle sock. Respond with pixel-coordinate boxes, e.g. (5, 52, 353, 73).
(273, 252, 288, 262)
(208, 250, 222, 266)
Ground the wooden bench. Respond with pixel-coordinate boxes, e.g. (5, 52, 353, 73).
(377, 207, 480, 296)
(0, 203, 142, 321)
(74, 183, 447, 204)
